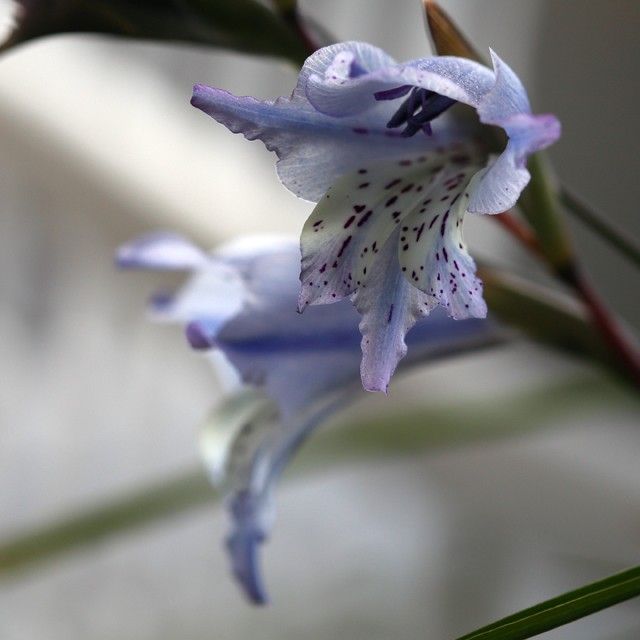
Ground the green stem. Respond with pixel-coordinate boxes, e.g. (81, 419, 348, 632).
(480, 267, 631, 383)
(561, 187, 640, 269)
(518, 153, 575, 273)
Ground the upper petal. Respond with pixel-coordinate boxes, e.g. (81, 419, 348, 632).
(303, 45, 560, 214)
(467, 51, 561, 213)
(190, 42, 465, 203)
(305, 51, 495, 117)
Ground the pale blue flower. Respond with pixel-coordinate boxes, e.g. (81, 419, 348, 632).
(191, 41, 559, 392)
(118, 232, 502, 604)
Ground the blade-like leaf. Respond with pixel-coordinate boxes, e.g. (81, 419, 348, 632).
(561, 187, 640, 270)
(1, 0, 308, 64)
(456, 566, 640, 640)
(480, 266, 634, 385)
(1, 376, 635, 578)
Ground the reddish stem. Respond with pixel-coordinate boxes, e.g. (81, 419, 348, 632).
(495, 211, 544, 257)
(494, 211, 640, 386)
(562, 266, 640, 386)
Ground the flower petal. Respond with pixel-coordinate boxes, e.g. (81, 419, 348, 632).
(201, 383, 356, 604)
(199, 388, 279, 605)
(397, 163, 487, 319)
(304, 45, 560, 214)
(353, 228, 437, 392)
(152, 258, 246, 328)
(299, 151, 473, 309)
(191, 42, 463, 203)
(185, 240, 363, 414)
(305, 50, 495, 117)
(116, 232, 208, 270)
(468, 51, 561, 213)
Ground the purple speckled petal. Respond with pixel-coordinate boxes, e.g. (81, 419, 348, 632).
(397, 163, 487, 319)
(353, 228, 437, 392)
(298, 148, 480, 311)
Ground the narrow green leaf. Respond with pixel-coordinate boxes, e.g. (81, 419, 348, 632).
(480, 266, 631, 384)
(0, 376, 634, 579)
(0, 468, 214, 575)
(561, 187, 640, 269)
(456, 566, 640, 640)
(1, 0, 308, 65)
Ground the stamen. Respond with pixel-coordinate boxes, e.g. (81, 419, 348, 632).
(383, 87, 456, 137)
(374, 85, 412, 101)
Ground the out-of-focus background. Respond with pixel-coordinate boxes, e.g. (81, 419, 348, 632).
(1, 1, 639, 638)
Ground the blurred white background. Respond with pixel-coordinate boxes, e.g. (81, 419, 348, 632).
(0, 1, 639, 638)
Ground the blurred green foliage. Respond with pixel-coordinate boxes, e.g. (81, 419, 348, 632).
(2, 0, 308, 64)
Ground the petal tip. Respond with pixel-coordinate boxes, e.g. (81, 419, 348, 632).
(360, 368, 390, 394)
(185, 321, 214, 351)
(227, 492, 270, 605)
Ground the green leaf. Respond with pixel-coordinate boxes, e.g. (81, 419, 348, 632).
(561, 187, 640, 270)
(480, 266, 632, 385)
(0, 468, 214, 575)
(456, 566, 640, 640)
(0, 376, 635, 579)
(518, 153, 575, 275)
(1, 0, 308, 65)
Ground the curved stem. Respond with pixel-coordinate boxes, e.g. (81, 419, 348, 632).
(561, 265, 640, 387)
(494, 211, 544, 258)
(492, 212, 640, 388)
(561, 187, 640, 269)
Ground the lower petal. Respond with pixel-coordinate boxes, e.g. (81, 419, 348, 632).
(299, 153, 467, 310)
(398, 164, 487, 319)
(200, 386, 355, 604)
(353, 228, 437, 392)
